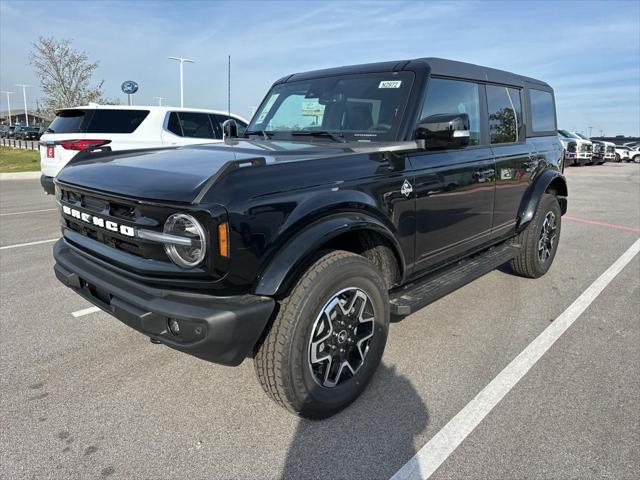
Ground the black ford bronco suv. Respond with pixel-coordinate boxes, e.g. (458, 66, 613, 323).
(53, 58, 567, 418)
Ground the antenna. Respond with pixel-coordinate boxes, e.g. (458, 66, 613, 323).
(228, 55, 231, 117)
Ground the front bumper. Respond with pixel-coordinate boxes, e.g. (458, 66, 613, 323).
(53, 239, 275, 366)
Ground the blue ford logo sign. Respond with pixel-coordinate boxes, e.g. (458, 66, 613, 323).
(121, 80, 139, 95)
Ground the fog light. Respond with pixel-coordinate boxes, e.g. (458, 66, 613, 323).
(168, 319, 180, 336)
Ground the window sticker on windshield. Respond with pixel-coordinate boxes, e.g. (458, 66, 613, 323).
(378, 80, 402, 89)
(256, 93, 280, 124)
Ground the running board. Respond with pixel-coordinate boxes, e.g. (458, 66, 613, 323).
(390, 243, 521, 316)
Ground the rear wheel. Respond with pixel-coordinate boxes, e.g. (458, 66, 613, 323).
(615, 153, 621, 162)
(510, 194, 561, 279)
(254, 250, 389, 419)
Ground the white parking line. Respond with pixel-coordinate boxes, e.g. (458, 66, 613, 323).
(391, 238, 640, 480)
(0, 208, 57, 217)
(71, 306, 102, 318)
(0, 238, 58, 250)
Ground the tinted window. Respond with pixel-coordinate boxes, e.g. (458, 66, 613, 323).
(529, 89, 556, 132)
(212, 114, 247, 137)
(487, 85, 523, 144)
(86, 109, 149, 134)
(419, 78, 481, 145)
(47, 110, 86, 133)
(167, 112, 182, 136)
(176, 112, 214, 139)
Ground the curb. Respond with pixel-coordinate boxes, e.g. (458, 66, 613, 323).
(0, 171, 41, 180)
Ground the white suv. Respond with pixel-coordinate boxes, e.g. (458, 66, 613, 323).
(39, 105, 248, 194)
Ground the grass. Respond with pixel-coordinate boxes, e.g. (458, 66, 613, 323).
(0, 146, 40, 173)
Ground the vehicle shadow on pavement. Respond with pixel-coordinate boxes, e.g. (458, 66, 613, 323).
(280, 363, 428, 480)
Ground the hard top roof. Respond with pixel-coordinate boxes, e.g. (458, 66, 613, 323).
(279, 57, 551, 90)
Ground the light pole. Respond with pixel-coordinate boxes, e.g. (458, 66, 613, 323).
(588, 126, 593, 138)
(153, 96, 166, 106)
(15, 84, 32, 126)
(0, 91, 14, 125)
(168, 57, 194, 107)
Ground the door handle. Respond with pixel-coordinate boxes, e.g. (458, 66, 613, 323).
(473, 168, 495, 183)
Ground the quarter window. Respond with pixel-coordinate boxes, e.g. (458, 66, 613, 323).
(419, 78, 481, 146)
(529, 89, 556, 132)
(487, 85, 523, 144)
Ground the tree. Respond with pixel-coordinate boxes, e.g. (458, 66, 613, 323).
(30, 36, 112, 112)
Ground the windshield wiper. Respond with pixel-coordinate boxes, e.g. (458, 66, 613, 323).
(245, 130, 272, 140)
(290, 130, 347, 143)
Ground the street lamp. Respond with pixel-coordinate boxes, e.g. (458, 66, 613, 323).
(153, 96, 167, 106)
(15, 84, 33, 126)
(168, 57, 194, 108)
(0, 91, 14, 125)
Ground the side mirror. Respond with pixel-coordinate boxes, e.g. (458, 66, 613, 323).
(415, 113, 470, 150)
(222, 119, 238, 140)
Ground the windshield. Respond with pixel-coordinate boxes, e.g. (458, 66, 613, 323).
(574, 132, 590, 140)
(247, 72, 414, 142)
(558, 129, 580, 139)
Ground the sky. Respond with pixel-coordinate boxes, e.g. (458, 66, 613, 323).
(1, 0, 639, 136)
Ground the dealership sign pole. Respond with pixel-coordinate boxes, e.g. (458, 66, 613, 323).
(121, 81, 139, 106)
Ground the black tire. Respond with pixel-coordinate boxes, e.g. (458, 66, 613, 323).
(615, 153, 621, 162)
(254, 250, 389, 419)
(510, 194, 561, 279)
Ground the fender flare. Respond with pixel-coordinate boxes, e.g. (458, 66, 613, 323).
(253, 213, 405, 297)
(516, 169, 568, 231)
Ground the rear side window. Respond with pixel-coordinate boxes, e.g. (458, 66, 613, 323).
(47, 110, 86, 133)
(168, 112, 215, 139)
(487, 85, 523, 144)
(419, 78, 481, 146)
(529, 89, 556, 132)
(86, 109, 149, 134)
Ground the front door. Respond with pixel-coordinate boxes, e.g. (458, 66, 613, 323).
(409, 77, 495, 274)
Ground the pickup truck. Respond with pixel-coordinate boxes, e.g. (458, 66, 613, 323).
(53, 58, 567, 419)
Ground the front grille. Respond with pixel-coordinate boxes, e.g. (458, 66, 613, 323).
(567, 142, 577, 153)
(580, 143, 592, 152)
(606, 145, 615, 153)
(59, 187, 167, 260)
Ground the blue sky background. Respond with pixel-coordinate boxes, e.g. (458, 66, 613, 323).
(1, 0, 639, 135)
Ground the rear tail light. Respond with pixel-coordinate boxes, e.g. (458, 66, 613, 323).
(58, 139, 111, 151)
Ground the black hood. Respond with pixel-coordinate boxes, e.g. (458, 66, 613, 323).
(56, 139, 418, 204)
(55, 140, 355, 203)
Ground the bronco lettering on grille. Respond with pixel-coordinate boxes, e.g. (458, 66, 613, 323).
(62, 205, 136, 237)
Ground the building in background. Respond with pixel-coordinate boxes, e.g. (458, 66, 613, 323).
(0, 110, 52, 126)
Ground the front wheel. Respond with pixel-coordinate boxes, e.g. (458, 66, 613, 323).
(254, 250, 389, 419)
(510, 194, 562, 279)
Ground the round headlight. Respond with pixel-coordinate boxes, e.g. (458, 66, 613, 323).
(163, 213, 207, 268)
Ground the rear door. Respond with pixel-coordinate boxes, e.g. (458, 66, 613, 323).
(486, 84, 536, 237)
(409, 77, 496, 274)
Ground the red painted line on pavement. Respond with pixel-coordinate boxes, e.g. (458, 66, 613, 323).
(564, 215, 640, 234)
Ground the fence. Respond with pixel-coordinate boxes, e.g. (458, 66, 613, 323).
(0, 138, 39, 150)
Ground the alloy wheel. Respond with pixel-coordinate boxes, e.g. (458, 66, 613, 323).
(308, 287, 375, 388)
(538, 212, 557, 263)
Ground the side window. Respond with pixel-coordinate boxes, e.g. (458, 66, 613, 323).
(178, 112, 215, 139)
(486, 85, 523, 144)
(167, 112, 183, 136)
(419, 78, 481, 145)
(529, 89, 556, 132)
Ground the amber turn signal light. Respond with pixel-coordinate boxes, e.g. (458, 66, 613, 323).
(218, 222, 229, 257)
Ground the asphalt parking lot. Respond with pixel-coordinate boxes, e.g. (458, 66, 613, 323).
(1, 163, 638, 480)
